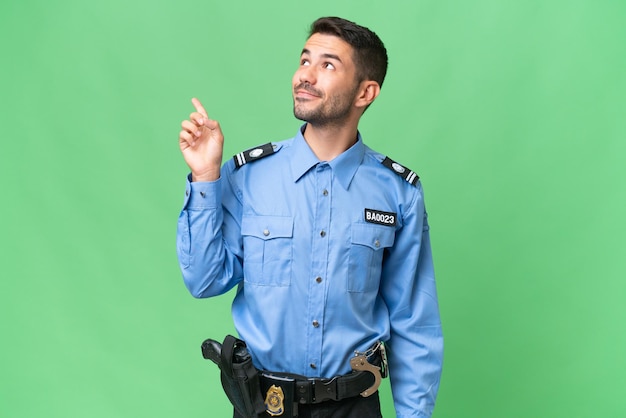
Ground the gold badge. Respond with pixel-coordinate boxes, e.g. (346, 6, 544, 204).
(264, 384, 285, 416)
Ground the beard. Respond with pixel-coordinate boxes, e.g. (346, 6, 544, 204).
(293, 82, 359, 127)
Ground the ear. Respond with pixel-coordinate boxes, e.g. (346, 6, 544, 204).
(354, 81, 381, 109)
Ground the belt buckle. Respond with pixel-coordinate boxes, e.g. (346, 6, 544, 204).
(312, 376, 338, 403)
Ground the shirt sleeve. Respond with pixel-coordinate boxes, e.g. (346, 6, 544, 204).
(176, 167, 244, 298)
(380, 182, 444, 418)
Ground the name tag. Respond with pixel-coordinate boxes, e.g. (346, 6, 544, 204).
(364, 209, 397, 227)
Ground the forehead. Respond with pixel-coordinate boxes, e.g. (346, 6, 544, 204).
(302, 33, 355, 62)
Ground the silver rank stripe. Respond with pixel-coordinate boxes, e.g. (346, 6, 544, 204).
(406, 170, 418, 185)
(382, 157, 419, 186)
(235, 151, 248, 168)
(233, 143, 275, 169)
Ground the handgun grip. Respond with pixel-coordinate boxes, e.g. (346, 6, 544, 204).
(201, 338, 223, 366)
(233, 343, 251, 363)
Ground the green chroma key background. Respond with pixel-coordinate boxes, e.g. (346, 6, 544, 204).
(1, 0, 625, 417)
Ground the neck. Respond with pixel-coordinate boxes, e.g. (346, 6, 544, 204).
(302, 121, 359, 161)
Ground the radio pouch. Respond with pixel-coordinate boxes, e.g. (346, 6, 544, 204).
(217, 335, 265, 418)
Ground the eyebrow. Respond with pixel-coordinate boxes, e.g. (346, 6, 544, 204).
(301, 48, 343, 63)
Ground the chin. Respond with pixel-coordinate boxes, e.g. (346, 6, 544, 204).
(293, 111, 308, 123)
(293, 104, 312, 121)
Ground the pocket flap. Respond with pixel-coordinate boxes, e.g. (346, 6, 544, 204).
(242, 216, 294, 240)
(351, 223, 395, 250)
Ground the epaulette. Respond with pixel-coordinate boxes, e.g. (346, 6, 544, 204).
(381, 156, 419, 186)
(233, 143, 277, 169)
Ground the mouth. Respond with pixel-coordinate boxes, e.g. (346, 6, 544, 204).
(294, 84, 322, 99)
(295, 91, 319, 100)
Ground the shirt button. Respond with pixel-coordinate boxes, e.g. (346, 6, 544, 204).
(320, 230, 326, 237)
(310, 363, 317, 369)
(200, 191, 206, 198)
(322, 189, 328, 196)
(185, 190, 189, 196)
(374, 239, 380, 248)
(312, 320, 319, 328)
(263, 229, 270, 236)
(315, 277, 322, 283)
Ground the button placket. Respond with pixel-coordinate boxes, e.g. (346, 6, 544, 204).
(305, 163, 331, 375)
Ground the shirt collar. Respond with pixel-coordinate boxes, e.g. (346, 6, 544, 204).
(290, 125, 365, 190)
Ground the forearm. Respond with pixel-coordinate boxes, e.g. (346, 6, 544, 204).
(176, 176, 243, 297)
(387, 302, 443, 418)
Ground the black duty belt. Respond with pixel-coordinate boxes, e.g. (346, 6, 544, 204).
(260, 344, 386, 405)
(202, 335, 387, 417)
(260, 369, 376, 405)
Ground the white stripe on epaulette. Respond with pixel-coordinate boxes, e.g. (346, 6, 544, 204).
(381, 156, 419, 186)
(233, 143, 277, 169)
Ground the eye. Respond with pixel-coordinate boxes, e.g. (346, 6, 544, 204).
(301, 58, 310, 66)
(323, 62, 335, 70)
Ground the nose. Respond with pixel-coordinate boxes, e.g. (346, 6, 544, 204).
(298, 64, 316, 85)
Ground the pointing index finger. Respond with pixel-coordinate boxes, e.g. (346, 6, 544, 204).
(191, 97, 209, 118)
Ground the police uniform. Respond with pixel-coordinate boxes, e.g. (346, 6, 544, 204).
(177, 126, 443, 418)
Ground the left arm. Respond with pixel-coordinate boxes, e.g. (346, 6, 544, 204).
(380, 183, 444, 418)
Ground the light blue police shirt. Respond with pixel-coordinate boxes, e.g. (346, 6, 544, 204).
(177, 127, 443, 418)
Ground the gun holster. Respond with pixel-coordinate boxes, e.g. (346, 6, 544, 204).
(202, 335, 265, 418)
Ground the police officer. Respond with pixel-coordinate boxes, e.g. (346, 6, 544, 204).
(177, 16, 443, 418)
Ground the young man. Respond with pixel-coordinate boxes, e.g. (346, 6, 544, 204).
(177, 17, 443, 418)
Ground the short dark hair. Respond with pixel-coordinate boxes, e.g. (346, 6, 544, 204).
(310, 17, 388, 88)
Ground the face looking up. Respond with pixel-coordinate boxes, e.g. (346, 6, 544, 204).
(292, 33, 364, 127)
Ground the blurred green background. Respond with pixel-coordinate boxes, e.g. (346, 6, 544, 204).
(1, 0, 625, 417)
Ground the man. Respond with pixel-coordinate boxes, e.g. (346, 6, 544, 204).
(177, 16, 443, 418)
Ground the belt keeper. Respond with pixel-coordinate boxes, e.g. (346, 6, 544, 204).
(297, 381, 313, 404)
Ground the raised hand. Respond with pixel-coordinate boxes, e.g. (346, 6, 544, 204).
(179, 98, 224, 182)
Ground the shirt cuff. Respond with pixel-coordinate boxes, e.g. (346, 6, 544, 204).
(183, 173, 221, 209)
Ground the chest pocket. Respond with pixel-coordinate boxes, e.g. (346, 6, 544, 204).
(348, 223, 396, 292)
(241, 215, 294, 286)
